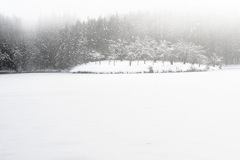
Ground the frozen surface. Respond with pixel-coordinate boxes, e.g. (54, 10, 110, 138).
(70, 61, 219, 73)
(221, 65, 240, 70)
(1, 70, 240, 160)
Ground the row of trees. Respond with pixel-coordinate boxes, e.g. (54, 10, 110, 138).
(108, 37, 222, 67)
(0, 13, 237, 71)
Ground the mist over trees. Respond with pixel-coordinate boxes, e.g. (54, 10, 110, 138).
(1, 12, 239, 71)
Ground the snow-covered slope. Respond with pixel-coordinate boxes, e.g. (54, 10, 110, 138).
(70, 60, 220, 73)
(1, 70, 240, 160)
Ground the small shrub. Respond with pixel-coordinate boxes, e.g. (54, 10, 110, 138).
(148, 66, 154, 73)
(205, 65, 210, 71)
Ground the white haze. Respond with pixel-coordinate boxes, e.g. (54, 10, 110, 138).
(0, 0, 240, 28)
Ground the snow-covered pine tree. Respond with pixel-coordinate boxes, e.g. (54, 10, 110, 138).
(24, 32, 41, 71)
(0, 49, 15, 70)
(35, 26, 60, 69)
(75, 35, 89, 64)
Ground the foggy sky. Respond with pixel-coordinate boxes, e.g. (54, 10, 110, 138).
(0, 0, 239, 27)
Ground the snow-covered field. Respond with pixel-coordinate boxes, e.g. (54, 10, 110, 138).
(1, 70, 240, 160)
(70, 61, 220, 73)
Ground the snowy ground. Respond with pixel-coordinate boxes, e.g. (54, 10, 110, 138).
(70, 60, 220, 73)
(1, 70, 240, 160)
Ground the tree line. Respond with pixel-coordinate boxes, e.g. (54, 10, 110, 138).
(1, 13, 239, 71)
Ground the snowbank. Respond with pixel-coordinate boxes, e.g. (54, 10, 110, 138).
(70, 60, 220, 73)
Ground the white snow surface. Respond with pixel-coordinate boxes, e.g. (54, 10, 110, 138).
(70, 60, 219, 73)
(1, 70, 240, 160)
